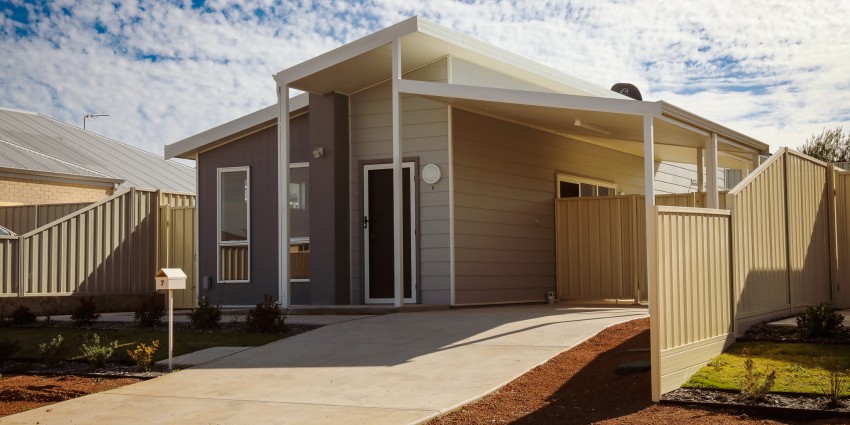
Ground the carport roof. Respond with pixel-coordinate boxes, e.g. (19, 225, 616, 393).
(398, 80, 770, 168)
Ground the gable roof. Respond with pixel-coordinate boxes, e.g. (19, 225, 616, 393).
(0, 107, 195, 192)
(276, 16, 626, 99)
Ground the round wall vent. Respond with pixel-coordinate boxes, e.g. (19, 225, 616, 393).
(421, 164, 442, 184)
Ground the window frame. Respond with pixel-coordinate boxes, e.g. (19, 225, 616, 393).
(556, 173, 617, 198)
(289, 162, 310, 283)
(217, 166, 251, 283)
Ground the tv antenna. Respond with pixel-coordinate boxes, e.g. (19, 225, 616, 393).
(82, 113, 109, 130)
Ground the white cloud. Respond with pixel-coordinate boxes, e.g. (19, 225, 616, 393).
(1, 0, 848, 158)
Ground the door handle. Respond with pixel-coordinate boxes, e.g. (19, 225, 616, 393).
(363, 216, 369, 228)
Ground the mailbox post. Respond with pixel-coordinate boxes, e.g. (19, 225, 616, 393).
(155, 268, 186, 371)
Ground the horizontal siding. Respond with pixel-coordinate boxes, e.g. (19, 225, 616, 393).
(350, 58, 450, 304)
(453, 108, 652, 305)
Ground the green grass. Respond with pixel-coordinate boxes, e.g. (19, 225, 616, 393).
(0, 326, 289, 363)
(683, 342, 850, 395)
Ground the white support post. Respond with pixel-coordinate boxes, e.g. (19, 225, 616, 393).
(643, 114, 656, 301)
(391, 39, 403, 308)
(752, 153, 762, 173)
(644, 114, 660, 402)
(706, 133, 719, 209)
(277, 84, 291, 308)
(696, 148, 705, 193)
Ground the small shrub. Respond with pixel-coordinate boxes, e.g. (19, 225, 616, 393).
(127, 340, 159, 371)
(796, 302, 844, 337)
(70, 296, 101, 326)
(0, 339, 20, 363)
(10, 306, 37, 325)
(740, 347, 776, 401)
(188, 297, 222, 329)
(134, 293, 165, 328)
(79, 333, 118, 367)
(821, 358, 848, 408)
(245, 294, 287, 333)
(38, 334, 66, 367)
(0, 308, 11, 327)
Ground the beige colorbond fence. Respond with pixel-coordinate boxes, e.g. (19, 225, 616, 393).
(556, 195, 644, 301)
(0, 237, 16, 294)
(650, 148, 848, 400)
(656, 192, 728, 209)
(555, 192, 723, 302)
(834, 171, 850, 308)
(727, 148, 836, 329)
(0, 188, 195, 301)
(650, 206, 733, 400)
(0, 202, 92, 235)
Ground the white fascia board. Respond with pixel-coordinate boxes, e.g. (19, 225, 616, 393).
(660, 101, 770, 154)
(165, 94, 308, 159)
(274, 17, 420, 85)
(398, 79, 661, 117)
(417, 19, 626, 100)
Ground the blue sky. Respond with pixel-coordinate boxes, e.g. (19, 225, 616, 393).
(1, 0, 849, 158)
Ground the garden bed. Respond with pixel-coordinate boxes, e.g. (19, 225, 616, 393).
(0, 374, 141, 418)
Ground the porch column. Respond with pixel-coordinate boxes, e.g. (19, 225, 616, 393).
(696, 148, 705, 192)
(751, 153, 762, 175)
(706, 133, 719, 208)
(643, 114, 656, 302)
(277, 84, 291, 308)
(391, 39, 403, 308)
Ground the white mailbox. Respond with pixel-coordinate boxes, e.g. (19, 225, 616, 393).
(155, 268, 187, 290)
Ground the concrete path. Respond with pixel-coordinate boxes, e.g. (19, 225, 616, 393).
(5, 304, 647, 425)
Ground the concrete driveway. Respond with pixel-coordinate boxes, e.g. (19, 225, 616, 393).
(1, 304, 647, 425)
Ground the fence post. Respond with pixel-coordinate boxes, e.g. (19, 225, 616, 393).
(827, 166, 839, 302)
(16, 235, 24, 297)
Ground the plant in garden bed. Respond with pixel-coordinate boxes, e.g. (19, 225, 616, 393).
(39, 334, 66, 367)
(796, 302, 844, 337)
(134, 293, 165, 328)
(245, 294, 287, 333)
(0, 338, 19, 363)
(821, 358, 848, 408)
(740, 347, 776, 401)
(79, 333, 118, 367)
(10, 306, 36, 325)
(127, 340, 160, 371)
(188, 297, 222, 330)
(70, 296, 101, 326)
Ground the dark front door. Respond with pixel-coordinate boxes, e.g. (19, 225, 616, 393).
(364, 164, 414, 303)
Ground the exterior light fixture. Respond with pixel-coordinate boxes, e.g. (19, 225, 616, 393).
(312, 147, 324, 158)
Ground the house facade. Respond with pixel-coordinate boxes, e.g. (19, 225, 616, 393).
(166, 17, 769, 307)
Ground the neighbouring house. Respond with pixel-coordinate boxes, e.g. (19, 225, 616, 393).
(0, 107, 194, 208)
(0, 107, 197, 312)
(166, 17, 769, 308)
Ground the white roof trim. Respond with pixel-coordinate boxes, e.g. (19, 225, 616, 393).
(660, 101, 769, 153)
(275, 16, 625, 100)
(398, 79, 661, 117)
(165, 94, 308, 159)
(275, 17, 420, 85)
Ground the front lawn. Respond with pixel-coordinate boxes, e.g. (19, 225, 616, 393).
(0, 326, 290, 363)
(683, 341, 850, 396)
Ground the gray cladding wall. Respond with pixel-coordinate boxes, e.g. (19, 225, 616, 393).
(198, 114, 309, 306)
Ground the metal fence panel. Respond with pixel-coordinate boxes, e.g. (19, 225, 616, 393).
(650, 206, 733, 400)
(785, 151, 832, 309)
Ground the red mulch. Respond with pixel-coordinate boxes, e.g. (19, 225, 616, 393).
(428, 318, 840, 424)
(0, 374, 140, 417)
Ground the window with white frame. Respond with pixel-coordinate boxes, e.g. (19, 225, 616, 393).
(557, 174, 617, 198)
(218, 167, 250, 282)
(289, 163, 310, 281)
